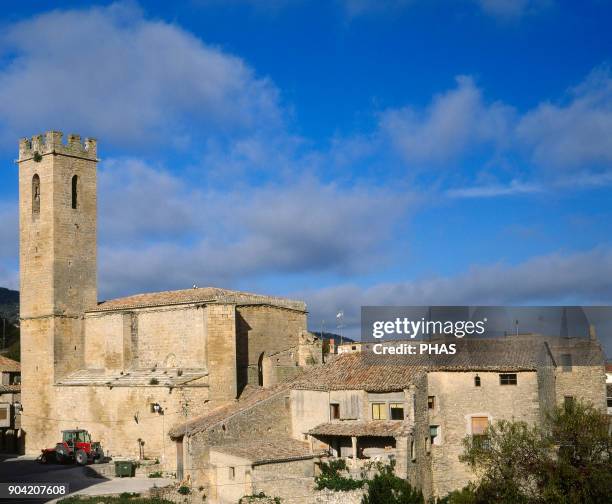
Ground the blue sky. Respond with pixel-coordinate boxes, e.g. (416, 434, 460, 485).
(1, 0, 612, 339)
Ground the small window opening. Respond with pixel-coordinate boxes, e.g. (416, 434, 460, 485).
(32, 174, 41, 215)
(330, 403, 340, 420)
(499, 373, 517, 385)
(427, 396, 435, 409)
(390, 403, 404, 420)
(474, 375, 481, 387)
(71, 175, 78, 209)
(410, 440, 415, 461)
(430, 425, 440, 445)
(228, 466, 235, 480)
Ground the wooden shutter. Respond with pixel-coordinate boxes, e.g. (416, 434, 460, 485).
(471, 416, 488, 435)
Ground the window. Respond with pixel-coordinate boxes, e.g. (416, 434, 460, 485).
(330, 403, 340, 420)
(607, 397, 612, 408)
(560, 353, 573, 372)
(471, 416, 489, 435)
(390, 403, 404, 420)
(499, 373, 517, 385)
(32, 174, 40, 215)
(0, 408, 6, 420)
(564, 396, 574, 409)
(474, 375, 481, 387)
(372, 403, 387, 420)
(427, 396, 435, 409)
(228, 466, 235, 480)
(410, 440, 415, 461)
(71, 175, 78, 209)
(430, 425, 440, 445)
(351, 346, 356, 350)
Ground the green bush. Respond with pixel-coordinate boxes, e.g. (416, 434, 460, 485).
(315, 459, 364, 491)
(148, 471, 163, 478)
(177, 486, 190, 495)
(239, 492, 281, 503)
(361, 462, 423, 504)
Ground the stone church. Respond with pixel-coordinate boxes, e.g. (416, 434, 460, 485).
(17, 131, 321, 466)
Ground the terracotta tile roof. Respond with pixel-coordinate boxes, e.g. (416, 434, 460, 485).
(169, 383, 291, 439)
(211, 437, 320, 465)
(0, 355, 20, 372)
(89, 287, 306, 312)
(308, 420, 411, 438)
(0, 384, 20, 393)
(291, 353, 424, 392)
(57, 368, 207, 387)
(292, 339, 553, 392)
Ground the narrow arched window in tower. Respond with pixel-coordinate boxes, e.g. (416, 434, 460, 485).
(71, 175, 78, 209)
(32, 174, 40, 216)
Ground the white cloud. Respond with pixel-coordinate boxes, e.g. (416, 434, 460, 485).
(446, 179, 542, 198)
(379, 76, 514, 166)
(517, 67, 612, 169)
(96, 158, 411, 297)
(0, 3, 282, 149)
(301, 247, 612, 335)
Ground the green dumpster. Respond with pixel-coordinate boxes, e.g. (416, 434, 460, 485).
(115, 460, 136, 477)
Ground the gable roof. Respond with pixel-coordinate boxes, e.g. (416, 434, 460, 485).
(211, 437, 319, 465)
(89, 287, 306, 313)
(169, 383, 291, 439)
(0, 355, 20, 372)
(291, 338, 555, 392)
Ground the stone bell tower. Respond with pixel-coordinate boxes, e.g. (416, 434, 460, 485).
(18, 131, 98, 451)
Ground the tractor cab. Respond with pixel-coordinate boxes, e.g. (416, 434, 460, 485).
(62, 429, 91, 447)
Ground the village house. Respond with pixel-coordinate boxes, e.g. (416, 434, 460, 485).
(170, 335, 606, 503)
(16, 132, 321, 467)
(0, 355, 21, 453)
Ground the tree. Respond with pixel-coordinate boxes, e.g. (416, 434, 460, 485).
(458, 401, 612, 504)
(362, 463, 424, 504)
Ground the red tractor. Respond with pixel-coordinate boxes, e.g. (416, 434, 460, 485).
(38, 429, 104, 465)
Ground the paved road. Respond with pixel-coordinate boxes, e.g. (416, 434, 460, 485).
(0, 456, 172, 503)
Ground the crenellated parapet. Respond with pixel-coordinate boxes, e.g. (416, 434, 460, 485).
(18, 131, 97, 162)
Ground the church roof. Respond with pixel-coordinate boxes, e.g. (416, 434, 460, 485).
(56, 367, 208, 387)
(89, 287, 307, 313)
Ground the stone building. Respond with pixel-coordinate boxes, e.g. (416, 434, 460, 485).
(170, 335, 606, 502)
(16, 131, 321, 467)
(0, 355, 21, 453)
(290, 335, 606, 500)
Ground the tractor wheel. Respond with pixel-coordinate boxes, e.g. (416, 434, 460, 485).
(55, 444, 68, 464)
(40, 453, 49, 464)
(75, 449, 88, 465)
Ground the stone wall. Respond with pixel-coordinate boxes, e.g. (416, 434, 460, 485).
(555, 365, 607, 410)
(21, 383, 210, 469)
(185, 389, 293, 486)
(426, 370, 541, 499)
(237, 306, 307, 389)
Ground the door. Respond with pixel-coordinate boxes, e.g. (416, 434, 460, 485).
(176, 438, 184, 480)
